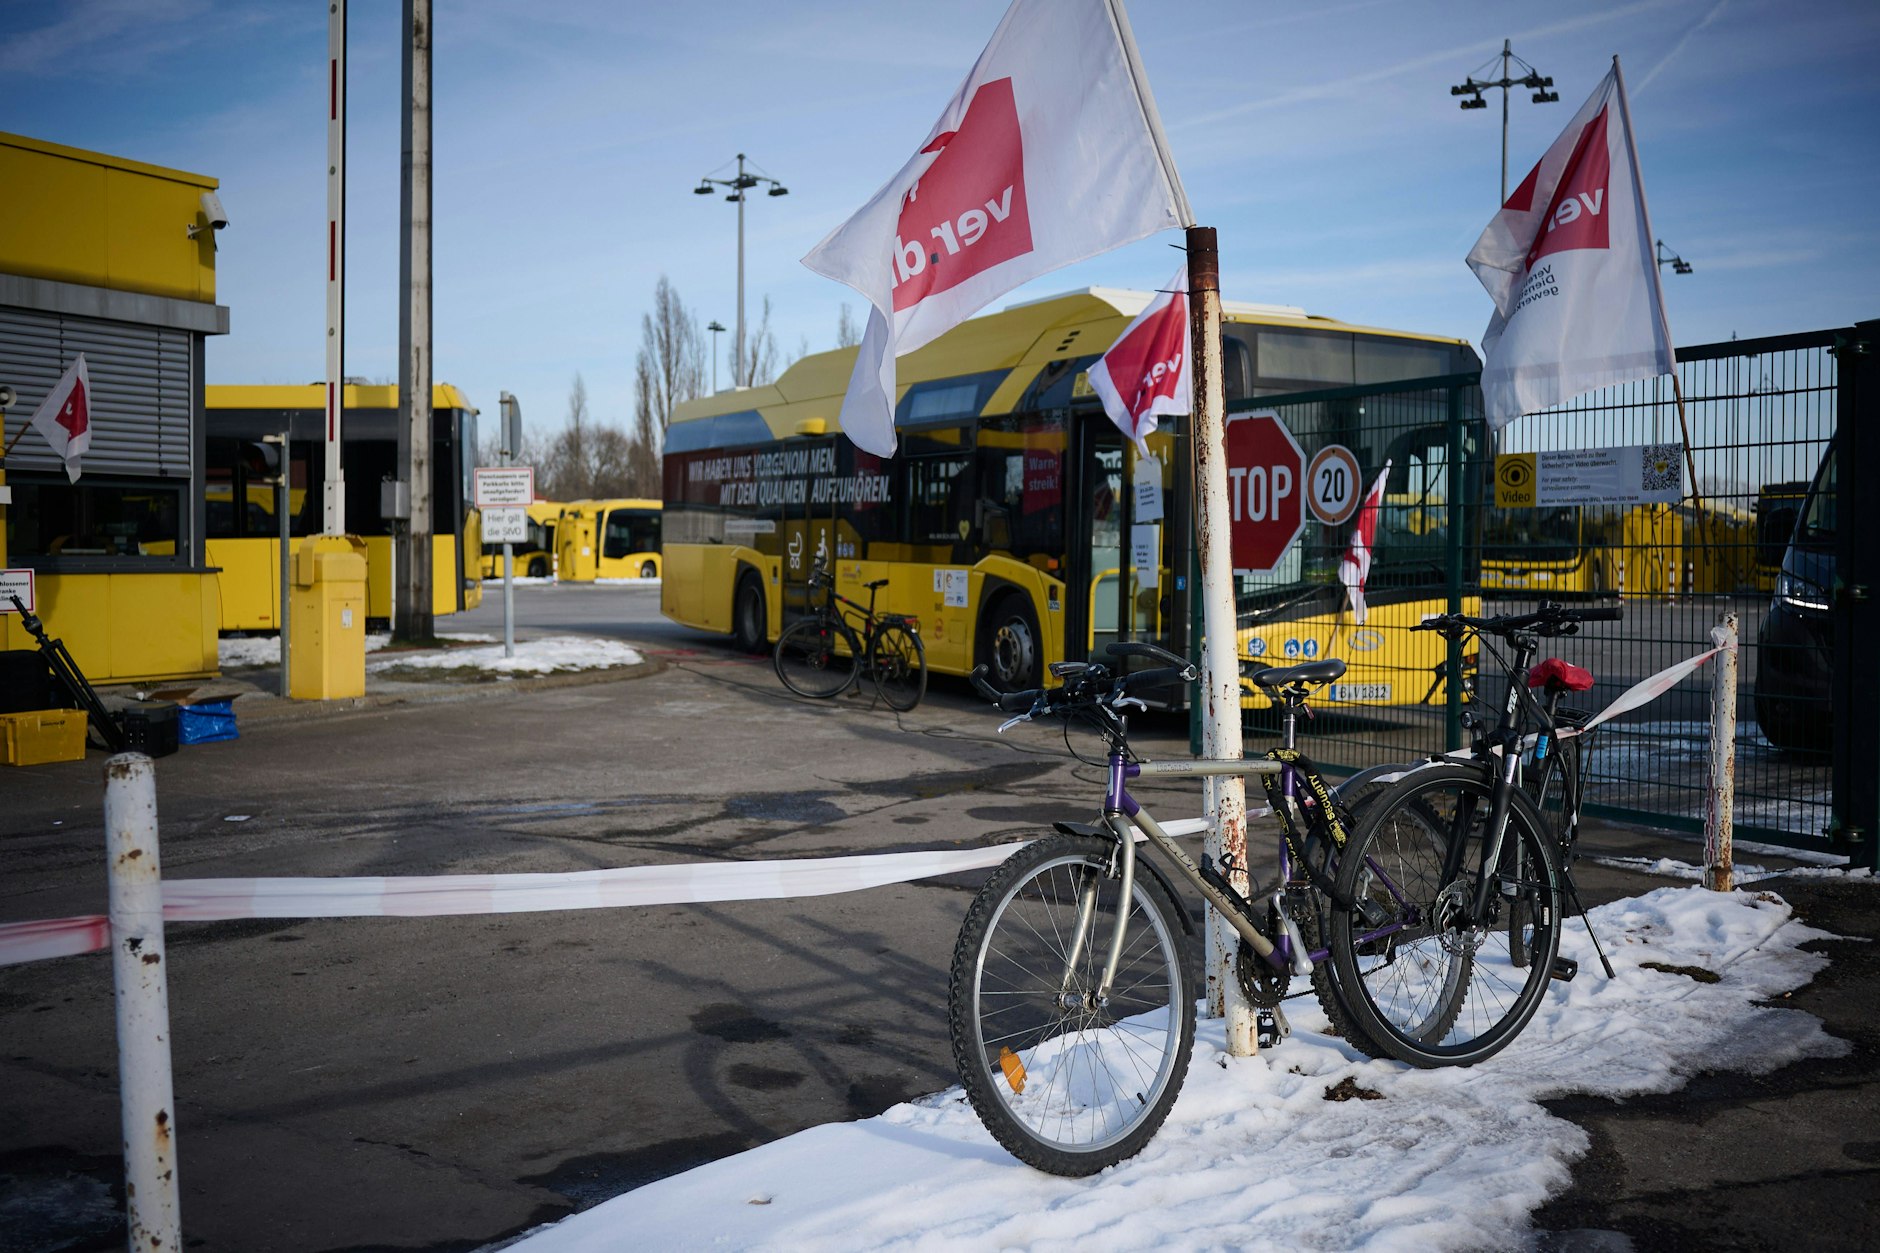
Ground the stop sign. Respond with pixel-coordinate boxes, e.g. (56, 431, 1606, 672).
(1224, 412, 1305, 574)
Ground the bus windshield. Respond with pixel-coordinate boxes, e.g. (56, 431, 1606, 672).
(1483, 505, 1581, 560)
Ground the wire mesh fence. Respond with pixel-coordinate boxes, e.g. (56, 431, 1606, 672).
(1237, 329, 1840, 852)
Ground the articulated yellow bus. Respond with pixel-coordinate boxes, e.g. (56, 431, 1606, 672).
(204, 383, 484, 631)
(556, 499, 662, 581)
(481, 499, 565, 579)
(660, 288, 1482, 709)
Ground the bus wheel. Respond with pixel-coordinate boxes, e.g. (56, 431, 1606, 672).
(982, 594, 1041, 692)
(732, 573, 767, 654)
(528, 556, 549, 578)
(640, 560, 658, 579)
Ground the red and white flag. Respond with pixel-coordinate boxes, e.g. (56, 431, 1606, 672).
(1337, 461, 1391, 624)
(1466, 58, 1674, 432)
(802, 0, 1191, 457)
(1087, 264, 1191, 455)
(27, 355, 92, 482)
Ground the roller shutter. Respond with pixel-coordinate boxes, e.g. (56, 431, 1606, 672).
(0, 306, 194, 479)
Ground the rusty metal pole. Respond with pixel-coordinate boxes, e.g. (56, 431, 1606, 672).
(1704, 612, 1738, 891)
(396, 0, 435, 641)
(106, 753, 181, 1250)
(1187, 226, 1257, 1055)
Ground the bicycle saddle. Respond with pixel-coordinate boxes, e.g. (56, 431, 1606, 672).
(1246, 659, 1346, 688)
(864, 577, 890, 591)
(1528, 657, 1594, 692)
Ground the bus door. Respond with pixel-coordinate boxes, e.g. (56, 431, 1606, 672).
(1069, 415, 1173, 664)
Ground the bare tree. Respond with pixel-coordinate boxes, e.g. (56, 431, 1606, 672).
(638, 276, 706, 437)
(739, 294, 783, 387)
(836, 302, 863, 348)
(538, 374, 596, 500)
(628, 352, 660, 497)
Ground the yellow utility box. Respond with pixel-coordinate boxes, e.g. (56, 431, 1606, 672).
(1, 709, 88, 766)
(289, 535, 368, 700)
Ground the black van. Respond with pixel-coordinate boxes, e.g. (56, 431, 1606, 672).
(1752, 437, 1837, 755)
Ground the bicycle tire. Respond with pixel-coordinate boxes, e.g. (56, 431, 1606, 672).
(949, 834, 1196, 1176)
(773, 617, 859, 699)
(869, 621, 927, 711)
(1326, 764, 1562, 1068)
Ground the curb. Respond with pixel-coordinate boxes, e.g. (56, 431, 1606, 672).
(227, 658, 667, 725)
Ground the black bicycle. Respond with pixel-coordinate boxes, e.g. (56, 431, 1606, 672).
(1321, 602, 1621, 1069)
(772, 564, 927, 711)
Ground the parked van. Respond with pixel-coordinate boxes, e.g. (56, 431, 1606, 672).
(1752, 438, 1836, 755)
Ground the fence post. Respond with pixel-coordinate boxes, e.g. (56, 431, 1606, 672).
(106, 752, 182, 1249)
(1703, 614, 1738, 891)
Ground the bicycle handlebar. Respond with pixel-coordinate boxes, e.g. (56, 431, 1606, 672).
(1411, 600, 1622, 640)
(969, 646, 1200, 721)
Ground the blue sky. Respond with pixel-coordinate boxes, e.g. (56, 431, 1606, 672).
(5, 0, 1876, 438)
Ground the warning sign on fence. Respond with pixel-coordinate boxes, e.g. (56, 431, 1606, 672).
(1495, 443, 1684, 508)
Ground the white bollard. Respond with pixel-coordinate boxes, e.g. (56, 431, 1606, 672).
(105, 752, 182, 1250)
(1703, 614, 1739, 891)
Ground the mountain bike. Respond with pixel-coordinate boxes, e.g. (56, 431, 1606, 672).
(1320, 602, 1621, 1071)
(772, 564, 927, 711)
(948, 641, 1389, 1176)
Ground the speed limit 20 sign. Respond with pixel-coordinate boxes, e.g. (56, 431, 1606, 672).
(1306, 445, 1362, 527)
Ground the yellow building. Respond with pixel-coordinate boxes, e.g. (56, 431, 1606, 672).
(0, 132, 228, 684)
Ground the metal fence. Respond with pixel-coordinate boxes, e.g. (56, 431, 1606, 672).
(1233, 327, 1852, 857)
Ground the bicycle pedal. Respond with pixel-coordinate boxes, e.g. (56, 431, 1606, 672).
(1256, 1006, 1289, 1050)
(1550, 956, 1579, 983)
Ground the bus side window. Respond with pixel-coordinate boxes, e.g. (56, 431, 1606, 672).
(906, 455, 973, 560)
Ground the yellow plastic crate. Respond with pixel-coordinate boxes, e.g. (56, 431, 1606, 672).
(0, 709, 89, 766)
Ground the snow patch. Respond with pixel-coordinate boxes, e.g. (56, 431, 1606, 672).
(367, 635, 642, 676)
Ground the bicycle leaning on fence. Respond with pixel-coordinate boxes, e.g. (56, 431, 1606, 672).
(772, 564, 927, 711)
(1320, 601, 1624, 1073)
(947, 640, 1403, 1175)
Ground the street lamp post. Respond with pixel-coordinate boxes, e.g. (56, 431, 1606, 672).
(693, 154, 788, 388)
(1450, 39, 1559, 204)
(707, 320, 726, 393)
(1656, 239, 1695, 275)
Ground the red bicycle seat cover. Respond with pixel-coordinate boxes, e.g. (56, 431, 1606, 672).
(1529, 657, 1595, 691)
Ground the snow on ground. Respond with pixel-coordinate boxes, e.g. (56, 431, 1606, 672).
(481, 576, 555, 587)
(366, 635, 642, 676)
(594, 576, 660, 586)
(477, 577, 659, 588)
(218, 632, 392, 667)
(505, 886, 1844, 1253)
(1591, 855, 1875, 884)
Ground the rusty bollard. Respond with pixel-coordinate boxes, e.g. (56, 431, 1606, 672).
(106, 752, 181, 1250)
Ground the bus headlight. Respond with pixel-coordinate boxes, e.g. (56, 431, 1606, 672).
(1775, 571, 1830, 612)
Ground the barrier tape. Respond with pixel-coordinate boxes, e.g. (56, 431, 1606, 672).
(1, 642, 1720, 973)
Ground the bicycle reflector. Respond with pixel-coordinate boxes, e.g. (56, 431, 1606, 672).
(998, 1046, 1028, 1094)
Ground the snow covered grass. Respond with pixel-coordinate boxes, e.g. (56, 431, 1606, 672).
(366, 635, 642, 676)
(1591, 855, 1874, 884)
(508, 886, 1844, 1253)
(219, 632, 392, 668)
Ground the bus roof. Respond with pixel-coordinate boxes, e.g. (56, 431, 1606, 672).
(559, 498, 661, 514)
(207, 382, 478, 413)
(668, 288, 1471, 443)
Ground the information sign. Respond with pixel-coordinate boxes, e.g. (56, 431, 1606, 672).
(0, 569, 34, 613)
(473, 466, 535, 509)
(483, 507, 528, 544)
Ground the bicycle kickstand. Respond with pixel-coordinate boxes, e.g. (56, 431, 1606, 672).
(1563, 872, 1617, 979)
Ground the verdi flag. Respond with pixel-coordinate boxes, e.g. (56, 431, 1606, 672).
(26, 354, 93, 483)
(1466, 57, 1674, 432)
(1086, 264, 1191, 456)
(802, 0, 1191, 457)
(1337, 461, 1391, 625)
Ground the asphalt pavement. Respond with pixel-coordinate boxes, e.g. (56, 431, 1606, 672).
(1, 582, 1873, 1252)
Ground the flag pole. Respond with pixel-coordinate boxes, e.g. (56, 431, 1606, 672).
(1672, 373, 1714, 583)
(1, 423, 27, 460)
(1186, 224, 1258, 1057)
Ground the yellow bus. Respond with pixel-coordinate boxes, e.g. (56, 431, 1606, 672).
(556, 499, 663, 581)
(660, 288, 1482, 708)
(480, 499, 564, 580)
(1480, 500, 1760, 598)
(204, 383, 484, 631)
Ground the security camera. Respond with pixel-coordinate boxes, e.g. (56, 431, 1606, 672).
(189, 191, 229, 238)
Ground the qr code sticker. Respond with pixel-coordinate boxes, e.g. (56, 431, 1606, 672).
(1641, 444, 1682, 494)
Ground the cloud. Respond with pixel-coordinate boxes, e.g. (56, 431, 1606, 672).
(1635, 0, 1731, 95)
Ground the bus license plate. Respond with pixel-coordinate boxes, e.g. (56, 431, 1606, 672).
(1328, 683, 1391, 702)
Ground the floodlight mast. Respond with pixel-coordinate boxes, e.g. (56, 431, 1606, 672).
(1449, 38, 1558, 204)
(692, 154, 789, 388)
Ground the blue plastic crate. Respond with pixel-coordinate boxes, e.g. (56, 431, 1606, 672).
(178, 699, 239, 746)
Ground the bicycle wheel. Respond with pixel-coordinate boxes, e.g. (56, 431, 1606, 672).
(1327, 764, 1562, 1068)
(949, 834, 1195, 1176)
(773, 617, 858, 699)
(869, 622, 927, 711)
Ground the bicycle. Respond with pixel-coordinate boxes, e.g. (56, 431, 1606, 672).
(772, 564, 927, 711)
(1321, 602, 1621, 1071)
(947, 641, 1387, 1176)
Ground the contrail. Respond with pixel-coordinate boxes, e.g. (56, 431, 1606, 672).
(1637, 0, 1731, 96)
